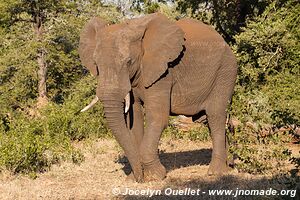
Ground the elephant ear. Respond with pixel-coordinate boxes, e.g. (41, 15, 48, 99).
(140, 13, 185, 87)
(79, 17, 108, 76)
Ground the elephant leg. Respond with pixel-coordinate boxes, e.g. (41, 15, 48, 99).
(206, 108, 231, 175)
(126, 96, 145, 181)
(205, 70, 236, 175)
(140, 102, 169, 181)
(139, 79, 171, 181)
(127, 95, 144, 148)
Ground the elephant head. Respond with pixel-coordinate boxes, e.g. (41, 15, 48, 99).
(78, 13, 184, 181)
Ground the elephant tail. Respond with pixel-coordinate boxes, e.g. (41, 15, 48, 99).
(226, 99, 235, 135)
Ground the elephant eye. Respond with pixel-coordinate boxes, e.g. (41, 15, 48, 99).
(126, 58, 132, 66)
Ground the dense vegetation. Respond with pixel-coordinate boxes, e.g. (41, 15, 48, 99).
(0, 0, 299, 179)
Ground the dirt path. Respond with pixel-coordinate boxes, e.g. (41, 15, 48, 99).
(0, 138, 298, 200)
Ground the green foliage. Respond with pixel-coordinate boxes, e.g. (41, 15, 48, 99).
(156, 2, 182, 20)
(130, 0, 181, 19)
(228, 0, 299, 174)
(145, 2, 160, 14)
(228, 125, 293, 174)
(0, 75, 109, 174)
(0, 115, 75, 174)
(132, 0, 160, 13)
(231, 87, 274, 126)
(231, 143, 292, 174)
(163, 122, 211, 142)
(0, 0, 122, 108)
(0, 21, 38, 107)
(175, 0, 271, 43)
(187, 126, 210, 141)
(43, 75, 110, 141)
(0, 0, 117, 175)
(233, 0, 300, 128)
(162, 125, 184, 139)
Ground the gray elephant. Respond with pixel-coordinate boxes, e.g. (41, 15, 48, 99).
(78, 13, 237, 182)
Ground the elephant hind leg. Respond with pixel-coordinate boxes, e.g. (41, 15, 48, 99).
(206, 109, 232, 175)
(205, 69, 236, 175)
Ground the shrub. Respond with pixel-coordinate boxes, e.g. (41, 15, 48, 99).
(0, 115, 75, 174)
(163, 118, 210, 142)
(228, 0, 299, 174)
(228, 126, 293, 174)
(233, 0, 300, 129)
(0, 75, 109, 175)
(43, 75, 111, 140)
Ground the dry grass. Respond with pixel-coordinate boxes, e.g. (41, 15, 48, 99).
(0, 138, 298, 200)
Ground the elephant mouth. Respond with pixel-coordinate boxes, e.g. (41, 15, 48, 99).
(80, 93, 131, 113)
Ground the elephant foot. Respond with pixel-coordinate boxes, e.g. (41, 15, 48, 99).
(143, 160, 166, 182)
(207, 156, 232, 176)
(126, 171, 145, 182)
(125, 172, 136, 182)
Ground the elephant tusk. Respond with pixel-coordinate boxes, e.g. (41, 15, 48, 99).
(80, 96, 99, 112)
(124, 93, 130, 113)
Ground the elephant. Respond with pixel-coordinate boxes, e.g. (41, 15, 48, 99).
(78, 13, 237, 182)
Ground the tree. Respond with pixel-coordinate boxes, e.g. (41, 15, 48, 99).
(0, 0, 122, 174)
(175, 0, 271, 43)
(233, 0, 300, 127)
(0, 0, 76, 108)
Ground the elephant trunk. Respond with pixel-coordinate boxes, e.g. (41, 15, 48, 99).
(101, 93, 143, 182)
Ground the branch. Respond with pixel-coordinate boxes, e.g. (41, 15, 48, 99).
(211, 0, 235, 43)
(265, 47, 281, 71)
(9, 17, 35, 26)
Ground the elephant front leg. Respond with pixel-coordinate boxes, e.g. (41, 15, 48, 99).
(125, 96, 145, 181)
(127, 96, 144, 149)
(139, 88, 170, 181)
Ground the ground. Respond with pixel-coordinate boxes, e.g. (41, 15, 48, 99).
(0, 138, 298, 200)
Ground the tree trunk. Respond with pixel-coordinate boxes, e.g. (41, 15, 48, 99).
(34, 15, 48, 108)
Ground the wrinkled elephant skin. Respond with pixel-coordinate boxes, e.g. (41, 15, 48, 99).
(78, 13, 237, 182)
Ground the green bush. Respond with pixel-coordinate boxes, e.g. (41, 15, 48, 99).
(0, 1, 118, 175)
(43, 75, 111, 140)
(231, 143, 291, 174)
(233, 0, 300, 128)
(228, 125, 293, 174)
(0, 75, 109, 174)
(0, 115, 74, 174)
(227, 0, 299, 173)
(163, 119, 210, 142)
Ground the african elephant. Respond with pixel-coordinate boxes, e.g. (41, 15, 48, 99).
(78, 13, 237, 182)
